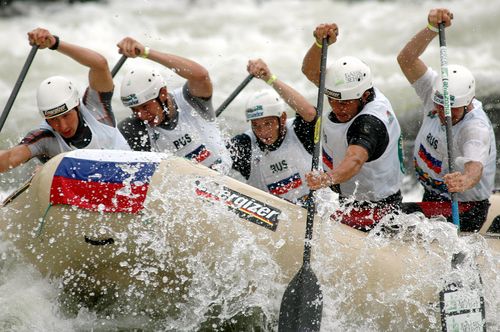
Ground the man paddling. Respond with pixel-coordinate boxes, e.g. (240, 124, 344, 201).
(398, 8, 496, 231)
(117, 37, 231, 174)
(0, 28, 130, 173)
(227, 58, 317, 204)
(302, 23, 404, 231)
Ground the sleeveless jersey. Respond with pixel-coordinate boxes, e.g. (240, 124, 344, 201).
(322, 88, 404, 201)
(246, 120, 312, 203)
(145, 87, 231, 172)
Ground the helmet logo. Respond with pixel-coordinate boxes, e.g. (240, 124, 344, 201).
(344, 71, 365, 84)
(43, 103, 69, 119)
(325, 89, 341, 100)
(121, 94, 139, 107)
(433, 90, 456, 106)
(246, 105, 264, 119)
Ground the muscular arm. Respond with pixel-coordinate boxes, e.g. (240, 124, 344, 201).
(305, 114, 388, 190)
(302, 23, 339, 86)
(0, 145, 32, 173)
(271, 79, 316, 122)
(247, 58, 316, 122)
(396, 28, 435, 84)
(302, 44, 323, 87)
(148, 50, 212, 98)
(28, 28, 113, 93)
(397, 8, 453, 84)
(58, 41, 113, 93)
(117, 37, 212, 98)
(444, 161, 483, 193)
(305, 145, 369, 190)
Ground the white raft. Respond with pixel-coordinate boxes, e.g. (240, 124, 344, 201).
(1, 149, 499, 329)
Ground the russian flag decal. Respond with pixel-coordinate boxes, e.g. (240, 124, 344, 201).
(50, 150, 165, 213)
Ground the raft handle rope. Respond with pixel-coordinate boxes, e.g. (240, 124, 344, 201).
(36, 203, 52, 237)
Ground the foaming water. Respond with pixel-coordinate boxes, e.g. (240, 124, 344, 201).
(0, 0, 499, 331)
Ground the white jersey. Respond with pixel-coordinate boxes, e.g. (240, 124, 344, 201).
(145, 87, 231, 172)
(246, 120, 312, 203)
(412, 68, 496, 201)
(322, 88, 404, 201)
(40, 101, 130, 152)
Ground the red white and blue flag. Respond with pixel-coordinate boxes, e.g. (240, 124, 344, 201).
(50, 150, 166, 213)
(266, 173, 303, 196)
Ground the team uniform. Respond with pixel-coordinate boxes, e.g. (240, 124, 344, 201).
(21, 87, 130, 163)
(119, 83, 231, 173)
(323, 88, 405, 230)
(403, 68, 496, 231)
(228, 115, 315, 204)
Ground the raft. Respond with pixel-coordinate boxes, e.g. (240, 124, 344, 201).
(1, 149, 499, 330)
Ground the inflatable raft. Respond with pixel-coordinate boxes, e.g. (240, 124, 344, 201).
(1, 149, 499, 330)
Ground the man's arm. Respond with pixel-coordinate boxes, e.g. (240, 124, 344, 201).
(0, 145, 32, 173)
(27, 28, 113, 93)
(305, 114, 388, 189)
(396, 8, 453, 84)
(302, 23, 338, 86)
(444, 161, 483, 193)
(306, 145, 368, 190)
(247, 58, 316, 122)
(117, 37, 212, 98)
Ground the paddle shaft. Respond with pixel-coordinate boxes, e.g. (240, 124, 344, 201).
(0, 45, 38, 134)
(303, 38, 328, 264)
(438, 23, 460, 230)
(111, 55, 127, 78)
(277, 38, 327, 332)
(215, 74, 254, 117)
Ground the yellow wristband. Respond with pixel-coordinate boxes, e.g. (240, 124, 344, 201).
(427, 23, 439, 33)
(141, 46, 150, 58)
(315, 39, 323, 49)
(266, 74, 277, 85)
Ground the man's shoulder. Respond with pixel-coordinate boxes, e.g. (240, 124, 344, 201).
(118, 116, 151, 152)
(20, 128, 56, 145)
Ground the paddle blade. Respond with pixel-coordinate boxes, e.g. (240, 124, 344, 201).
(278, 263, 323, 332)
(439, 252, 486, 331)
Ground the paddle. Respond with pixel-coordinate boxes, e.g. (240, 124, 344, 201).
(215, 74, 254, 117)
(437, 22, 486, 331)
(438, 22, 460, 230)
(0, 45, 38, 134)
(278, 37, 327, 331)
(111, 55, 127, 78)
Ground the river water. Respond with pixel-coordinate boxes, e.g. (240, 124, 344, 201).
(0, 0, 499, 331)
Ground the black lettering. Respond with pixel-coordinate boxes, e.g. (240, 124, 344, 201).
(270, 160, 289, 174)
(426, 133, 439, 150)
(247, 203, 260, 213)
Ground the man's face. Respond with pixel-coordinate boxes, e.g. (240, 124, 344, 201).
(433, 103, 466, 125)
(46, 109, 79, 138)
(251, 116, 281, 145)
(327, 97, 361, 123)
(131, 98, 165, 126)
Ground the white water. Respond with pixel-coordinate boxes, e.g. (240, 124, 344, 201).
(0, 0, 499, 330)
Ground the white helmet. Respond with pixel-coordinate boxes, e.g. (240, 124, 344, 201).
(432, 64, 475, 108)
(37, 76, 79, 119)
(245, 89, 285, 121)
(121, 67, 166, 107)
(324, 56, 373, 100)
